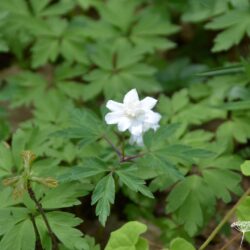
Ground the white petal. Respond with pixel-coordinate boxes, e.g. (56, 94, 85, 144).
(106, 100, 123, 112)
(140, 97, 157, 110)
(123, 89, 139, 104)
(129, 134, 144, 146)
(145, 111, 161, 124)
(130, 122, 143, 136)
(117, 117, 132, 131)
(105, 112, 121, 124)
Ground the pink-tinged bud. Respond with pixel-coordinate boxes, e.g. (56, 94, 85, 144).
(31, 176, 58, 188)
(21, 150, 36, 169)
(2, 176, 19, 186)
(43, 177, 58, 188)
(12, 180, 26, 199)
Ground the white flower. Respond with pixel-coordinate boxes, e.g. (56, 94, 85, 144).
(105, 89, 161, 146)
(231, 221, 250, 248)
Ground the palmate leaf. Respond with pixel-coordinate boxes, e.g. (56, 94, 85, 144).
(55, 108, 104, 147)
(83, 41, 160, 100)
(0, 71, 47, 107)
(157, 88, 226, 126)
(105, 221, 148, 250)
(206, 8, 250, 52)
(84, 0, 178, 53)
(167, 150, 242, 236)
(36, 211, 89, 250)
(217, 115, 250, 143)
(200, 154, 243, 202)
(30, 17, 88, 67)
(167, 175, 216, 236)
(91, 174, 115, 226)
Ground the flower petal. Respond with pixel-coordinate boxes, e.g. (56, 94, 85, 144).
(123, 89, 139, 104)
(145, 111, 161, 124)
(117, 117, 131, 131)
(140, 97, 157, 110)
(105, 112, 121, 124)
(129, 134, 144, 146)
(130, 122, 143, 136)
(106, 100, 123, 112)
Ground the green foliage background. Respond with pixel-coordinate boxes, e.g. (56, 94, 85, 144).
(1, 0, 250, 249)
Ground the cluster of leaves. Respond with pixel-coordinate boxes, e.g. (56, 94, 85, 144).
(1, 0, 250, 250)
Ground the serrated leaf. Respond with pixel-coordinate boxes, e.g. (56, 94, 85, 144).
(116, 166, 154, 198)
(167, 175, 215, 236)
(40, 182, 91, 209)
(54, 108, 104, 147)
(36, 211, 88, 250)
(91, 174, 115, 225)
(0, 219, 35, 250)
(59, 158, 108, 182)
(144, 124, 180, 149)
(206, 10, 250, 52)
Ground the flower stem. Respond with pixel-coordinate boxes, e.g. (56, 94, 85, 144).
(103, 135, 145, 163)
(103, 135, 122, 159)
(29, 213, 43, 250)
(27, 181, 58, 250)
(121, 153, 145, 162)
(199, 187, 250, 250)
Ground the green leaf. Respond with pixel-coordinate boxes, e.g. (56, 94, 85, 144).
(0, 219, 35, 250)
(105, 221, 148, 250)
(84, 41, 160, 100)
(206, 9, 250, 52)
(241, 160, 250, 176)
(167, 175, 215, 236)
(0, 206, 29, 235)
(217, 116, 250, 143)
(170, 238, 195, 250)
(55, 108, 104, 147)
(144, 124, 180, 149)
(40, 182, 91, 209)
(116, 166, 154, 198)
(0, 142, 13, 177)
(91, 174, 115, 226)
(182, 0, 228, 22)
(36, 211, 88, 250)
(58, 158, 108, 182)
(218, 100, 250, 110)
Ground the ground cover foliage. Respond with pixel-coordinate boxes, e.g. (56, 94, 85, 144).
(1, 0, 250, 249)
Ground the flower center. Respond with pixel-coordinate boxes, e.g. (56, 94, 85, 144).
(125, 103, 144, 118)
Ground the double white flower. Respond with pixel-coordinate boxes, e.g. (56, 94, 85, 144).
(105, 89, 161, 146)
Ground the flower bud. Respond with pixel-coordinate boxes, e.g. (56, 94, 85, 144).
(43, 177, 58, 188)
(21, 150, 36, 171)
(2, 176, 19, 186)
(31, 176, 58, 188)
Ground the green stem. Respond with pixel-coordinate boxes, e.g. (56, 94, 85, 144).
(199, 187, 250, 250)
